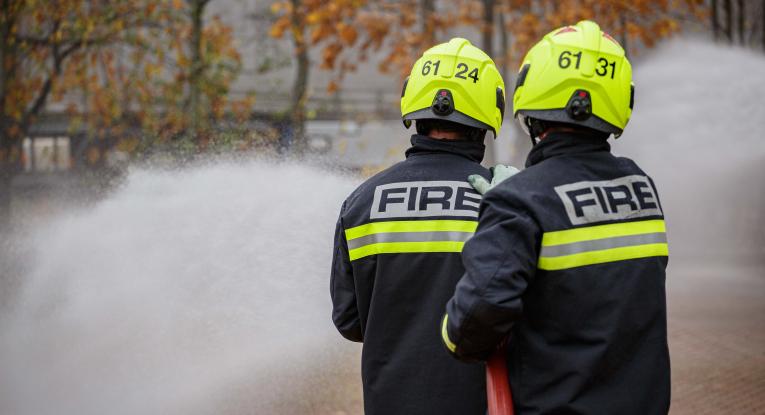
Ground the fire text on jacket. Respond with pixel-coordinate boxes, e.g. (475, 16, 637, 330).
(370, 181, 481, 219)
(554, 175, 663, 225)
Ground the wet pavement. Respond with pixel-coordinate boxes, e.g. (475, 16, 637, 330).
(666, 260, 765, 415)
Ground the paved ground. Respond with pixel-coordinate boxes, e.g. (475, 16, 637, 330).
(666, 260, 765, 415)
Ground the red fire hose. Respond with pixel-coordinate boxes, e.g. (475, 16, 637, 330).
(486, 349, 514, 415)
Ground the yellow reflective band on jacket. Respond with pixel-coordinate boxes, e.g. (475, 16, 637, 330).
(345, 220, 477, 261)
(538, 219, 668, 271)
(441, 314, 457, 353)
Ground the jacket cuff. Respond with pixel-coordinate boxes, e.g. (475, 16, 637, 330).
(440, 314, 458, 355)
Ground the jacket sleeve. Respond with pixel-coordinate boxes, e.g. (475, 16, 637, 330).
(442, 184, 540, 361)
(330, 201, 363, 342)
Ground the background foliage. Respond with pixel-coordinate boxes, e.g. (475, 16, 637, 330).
(2, 0, 763, 227)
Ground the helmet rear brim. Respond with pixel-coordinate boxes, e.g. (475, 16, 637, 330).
(515, 109, 622, 136)
(403, 108, 495, 136)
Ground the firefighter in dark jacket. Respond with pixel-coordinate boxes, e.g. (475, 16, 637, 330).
(442, 21, 671, 414)
(330, 38, 507, 415)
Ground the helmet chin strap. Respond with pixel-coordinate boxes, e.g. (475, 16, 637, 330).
(526, 117, 547, 146)
(526, 117, 591, 145)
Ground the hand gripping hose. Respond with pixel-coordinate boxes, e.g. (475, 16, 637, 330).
(486, 349, 514, 415)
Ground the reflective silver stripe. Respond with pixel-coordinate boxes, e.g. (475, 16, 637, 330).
(346, 231, 474, 250)
(540, 232, 667, 257)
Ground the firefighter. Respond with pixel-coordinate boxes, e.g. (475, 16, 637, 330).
(330, 38, 506, 415)
(442, 20, 671, 414)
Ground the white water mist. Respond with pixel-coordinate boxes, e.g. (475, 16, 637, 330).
(0, 161, 362, 415)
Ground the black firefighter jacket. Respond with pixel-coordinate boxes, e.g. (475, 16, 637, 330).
(331, 135, 491, 415)
(443, 131, 671, 415)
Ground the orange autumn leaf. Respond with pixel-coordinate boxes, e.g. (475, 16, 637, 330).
(338, 23, 358, 45)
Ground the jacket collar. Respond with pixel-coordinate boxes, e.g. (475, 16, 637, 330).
(525, 131, 611, 167)
(405, 134, 486, 163)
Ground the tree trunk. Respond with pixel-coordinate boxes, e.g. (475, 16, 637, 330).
(0, 122, 20, 231)
(421, 0, 436, 45)
(188, 0, 209, 140)
(725, 0, 733, 42)
(289, 0, 308, 155)
(737, 0, 745, 44)
(620, 13, 629, 57)
(0, 1, 15, 230)
(480, 0, 496, 165)
(482, 0, 495, 57)
(712, 0, 719, 40)
(762, 0, 765, 51)
(498, 10, 509, 89)
(0, 162, 15, 231)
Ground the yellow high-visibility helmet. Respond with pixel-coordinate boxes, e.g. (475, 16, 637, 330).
(401, 38, 506, 138)
(513, 20, 634, 138)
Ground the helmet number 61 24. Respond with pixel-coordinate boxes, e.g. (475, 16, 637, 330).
(421, 60, 479, 83)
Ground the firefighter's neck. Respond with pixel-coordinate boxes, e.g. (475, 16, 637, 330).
(538, 126, 579, 141)
(428, 129, 461, 140)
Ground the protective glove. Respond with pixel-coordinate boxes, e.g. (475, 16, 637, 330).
(468, 164, 520, 195)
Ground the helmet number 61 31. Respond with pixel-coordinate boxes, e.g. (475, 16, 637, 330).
(558, 51, 617, 79)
